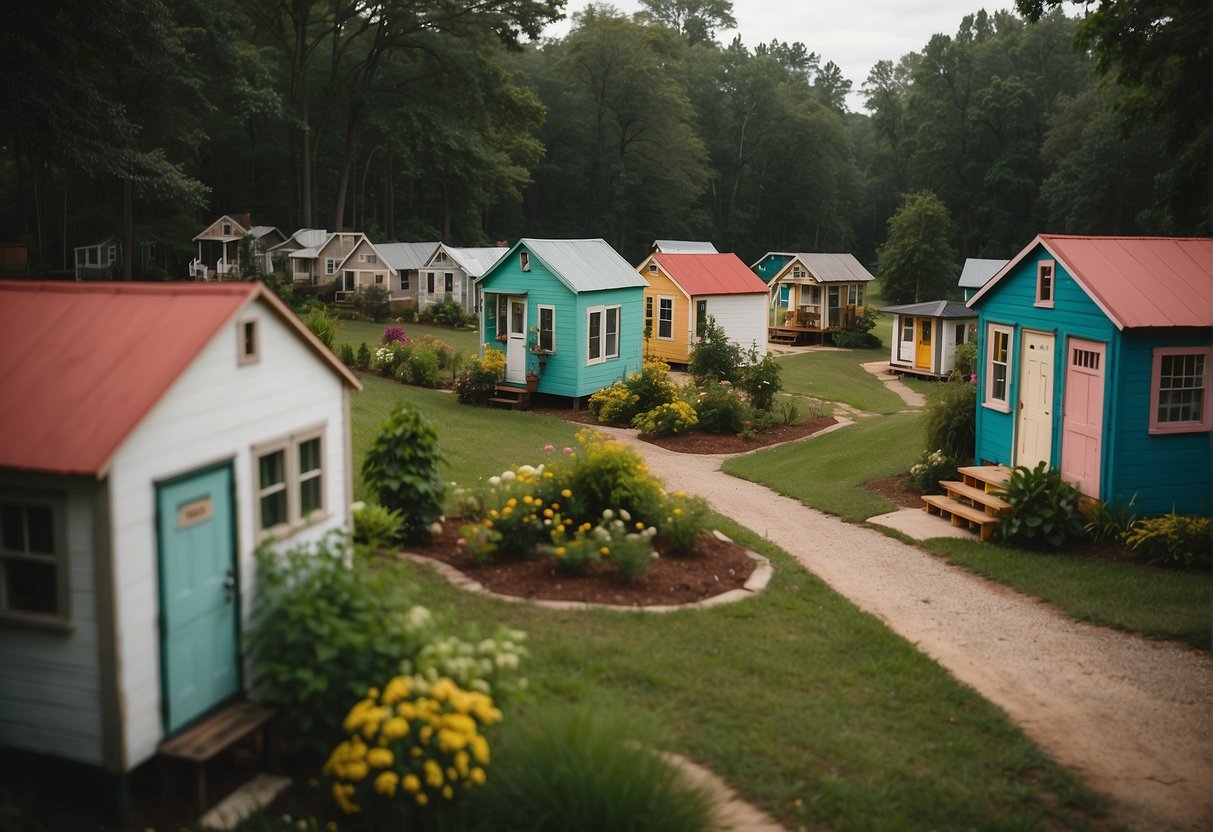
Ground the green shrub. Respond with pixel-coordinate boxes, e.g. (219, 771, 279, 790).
(304, 303, 338, 349)
(954, 341, 978, 378)
(467, 705, 715, 832)
(830, 307, 881, 349)
(632, 401, 698, 436)
(352, 502, 405, 551)
(455, 356, 503, 405)
(693, 380, 751, 434)
(1123, 512, 1212, 569)
(1082, 497, 1138, 544)
(355, 342, 372, 370)
(740, 350, 783, 411)
(661, 492, 710, 556)
(924, 378, 977, 461)
(542, 513, 657, 580)
(362, 404, 445, 543)
(337, 342, 356, 367)
(555, 431, 667, 527)
(994, 462, 1085, 549)
(375, 341, 412, 377)
(246, 533, 430, 754)
(351, 285, 392, 322)
(588, 382, 641, 425)
(627, 359, 679, 412)
(420, 298, 473, 327)
(688, 316, 743, 383)
(906, 449, 959, 494)
(399, 346, 443, 388)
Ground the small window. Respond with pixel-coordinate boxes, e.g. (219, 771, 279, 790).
(587, 309, 602, 362)
(107, 245, 116, 264)
(254, 429, 326, 534)
(520, 251, 530, 272)
(238, 319, 259, 366)
(367, 253, 377, 265)
(1, 493, 69, 626)
(427, 273, 435, 294)
(495, 296, 507, 339)
(648, 263, 657, 273)
(658, 297, 674, 339)
(695, 300, 708, 338)
(375, 274, 384, 285)
(325, 258, 336, 275)
(537, 305, 555, 352)
(87, 247, 99, 266)
(75, 249, 85, 266)
(985, 324, 1012, 411)
(605, 307, 619, 359)
(955, 323, 966, 344)
(792, 266, 805, 279)
(1036, 260, 1055, 308)
(586, 305, 620, 364)
(444, 273, 453, 293)
(856, 284, 864, 307)
(401, 272, 410, 290)
(1150, 347, 1211, 434)
(222, 223, 232, 236)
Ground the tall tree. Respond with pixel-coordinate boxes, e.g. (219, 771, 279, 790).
(876, 190, 957, 304)
(637, 0, 737, 45)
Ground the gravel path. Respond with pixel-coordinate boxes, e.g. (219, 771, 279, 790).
(595, 425, 1212, 832)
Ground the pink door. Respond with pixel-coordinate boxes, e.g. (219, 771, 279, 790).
(1061, 339, 1105, 497)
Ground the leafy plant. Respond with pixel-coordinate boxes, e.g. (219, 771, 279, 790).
(994, 462, 1085, 549)
(459, 521, 502, 566)
(353, 502, 405, 551)
(305, 304, 338, 349)
(1123, 512, 1212, 569)
(362, 404, 446, 543)
(954, 341, 978, 378)
(337, 342, 356, 367)
(740, 350, 783, 411)
(632, 400, 698, 436)
(830, 307, 881, 348)
(420, 298, 473, 327)
(382, 324, 411, 345)
(923, 378, 977, 461)
(906, 448, 959, 494)
(588, 382, 641, 425)
(1082, 497, 1137, 544)
(661, 492, 710, 556)
(356, 342, 372, 370)
(688, 316, 743, 383)
(351, 285, 392, 322)
(692, 380, 751, 434)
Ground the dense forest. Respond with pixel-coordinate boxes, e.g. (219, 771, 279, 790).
(0, 0, 1207, 291)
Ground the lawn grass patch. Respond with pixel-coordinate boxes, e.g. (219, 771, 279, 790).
(777, 348, 908, 414)
(334, 317, 480, 356)
(393, 515, 1109, 831)
(722, 412, 923, 522)
(922, 537, 1212, 649)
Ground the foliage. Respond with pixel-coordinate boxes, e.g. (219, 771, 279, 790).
(688, 316, 743, 383)
(994, 462, 1085, 549)
(739, 350, 783, 410)
(830, 307, 882, 349)
(455, 358, 504, 406)
(556, 431, 668, 527)
(953, 341, 978, 379)
(351, 286, 392, 322)
(412, 627, 529, 702)
(542, 511, 658, 580)
(661, 492, 710, 555)
(362, 404, 446, 543)
(876, 191, 958, 304)
(420, 299, 475, 328)
(632, 400, 699, 436)
(589, 360, 677, 426)
(906, 449, 959, 494)
(337, 342, 356, 367)
(468, 704, 716, 832)
(587, 383, 641, 426)
(353, 502, 405, 551)
(1122, 512, 1212, 569)
(383, 325, 411, 345)
(459, 521, 502, 566)
(356, 342, 373, 371)
(324, 675, 502, 820)
(692, 380, 751, 434)
(923, 378, 977, 461)
(246, 533, 431, 754)
(1082, 497, 1137, 545)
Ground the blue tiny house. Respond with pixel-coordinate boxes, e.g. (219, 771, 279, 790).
(476, 239, 648, 400)
(967, 235, 1212, 514)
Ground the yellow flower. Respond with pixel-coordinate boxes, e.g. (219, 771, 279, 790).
(373, 770, 398, 797)
(455, 751, 470, 778)
(599, 546, 610, 555)
(543, 508, 553, 518)
(382, 676, 411, 706)
(443, 785, 454, 799)
(344, 761, 369, 783)
(506, 497, 517, 507)
(425, 759, 444, 788)
(673, 508, 683, 517)
(470, 766, 486, 785)
(523, 495, 533, 505)
(483, 518, 493, 528)
(561, 489, 572, 498)
(403, 773, 421, 793)
(366, 747, 393, 768)
(555, 547, 566, 557)
(415, 792, 429, 807)
(543, 471, 554, 478)
(470, 734, 490, 764)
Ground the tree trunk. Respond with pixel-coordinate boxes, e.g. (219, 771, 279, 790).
(122, 178, 133, 280)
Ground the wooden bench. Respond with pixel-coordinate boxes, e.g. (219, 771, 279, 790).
(158, 701, 276, 813)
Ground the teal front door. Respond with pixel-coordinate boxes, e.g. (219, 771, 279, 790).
(156, 463, 240, 733)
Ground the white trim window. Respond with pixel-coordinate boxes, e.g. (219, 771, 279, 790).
(1, 492, 68, 626)
(238, 318, 259, 366)
(1150, 347, 1211, 434)
(254, 428, 326, 535)
(658, 297, 674, 339)
(537, 305, 556, 352)
(325, 258, 336, 275)
(1036, 260, 1055, 308)
(985, 324, 1013, 411)
(587, 305, 620, 364)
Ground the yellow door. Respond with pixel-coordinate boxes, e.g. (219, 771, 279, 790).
(915, 319, 933, 369)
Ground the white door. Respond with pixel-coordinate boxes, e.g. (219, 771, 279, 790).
(898, 317, 914, 363)
(505, 297, 527, 383)
(1016, 330, 1055, 469)
(1061, 339, 1106, 497)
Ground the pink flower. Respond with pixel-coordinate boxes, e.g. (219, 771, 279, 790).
(563, 446, 573, 454)
(544, 444, 555, 452)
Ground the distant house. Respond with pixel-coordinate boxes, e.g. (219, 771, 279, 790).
(74, 238, 122, 280)
(378, 242, 440, 305)
(652, 240, 719, 255)
(959, 258, 1008, 301)
(757, 252, 876, 344)
(635, 252, 769, 365)
(419, 244, 508, 314)
(476, 239, 648, 399)
(333, 236, 392, 303)
(968, 235, 1212, 513)
(266, 228, 329, 279)
(881, 300, 977, 378)
(190, 214, 285, 279)
(288, 232, 362, 289)
(0, 280, 360, 809)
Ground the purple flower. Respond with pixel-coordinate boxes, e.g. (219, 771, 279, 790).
(382, 325, 410, 345)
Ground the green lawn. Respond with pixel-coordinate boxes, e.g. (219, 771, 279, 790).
(777, 348, 910, 414)
(334, 317, 481, 356)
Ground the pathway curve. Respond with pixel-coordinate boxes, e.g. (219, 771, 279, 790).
(593, 425, 1211, 832)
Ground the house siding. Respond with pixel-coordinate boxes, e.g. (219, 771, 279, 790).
(642, 270, 690, 364)
(704, 295, 767, 358)
(105, 300, 353, 768)
(0, 474, 105, 765)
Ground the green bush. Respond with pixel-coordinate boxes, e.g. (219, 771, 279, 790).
(632, 400, 698, 436)
(830, 307, 881, 348)
(1082, 497, 1138, 544)
(356, 342, 372, 370)
(353, 502, 404, 551)
(246, 533, 430, 754)
(688, 316, 743, 383)
(304, 304, 338, 349)
(467, 705, 715, 832)
(588, 382, 641, 425)
(589, 360, 677, 426)
(420, 298, 473, 328)
(740, 350, 783, 411)
(692, 380, 751, 434)
(556, 431, 667, 527)
(455, 356, 503, 405)
(399, 346, 443, 388)
(362, 404, 445, 543)
(1123, 512, 1212, 569)
(351, 285, 392, 322)
(994, 462, 1085, 549)
(906, 449, 959, 494)
(337, 342, 356, 367)
(661, 492, 710, 555)
(954, 341, 978, 378)
(924, 378, 977, 461)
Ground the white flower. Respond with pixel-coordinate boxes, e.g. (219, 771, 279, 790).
(502, 470, 517, 482)
(619, 509, 631, 522)
(489, 476, 501, 487)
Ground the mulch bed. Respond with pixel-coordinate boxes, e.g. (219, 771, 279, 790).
(405, 517, 758, 607)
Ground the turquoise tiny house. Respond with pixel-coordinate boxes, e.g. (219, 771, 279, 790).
(968, 235, 1212, 514)
(476, 238, 648, 400)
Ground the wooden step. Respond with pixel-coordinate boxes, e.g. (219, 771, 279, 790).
(939, 480, 1010, 513)
(956, 464, 1012, 491)
(486, 396, 526, 410)
(159, 701, 275, 811)
(922, 494, 1001, 541)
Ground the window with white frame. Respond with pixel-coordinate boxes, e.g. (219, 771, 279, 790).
(648, 263, 658, 273)
(537, 305, 555, 352)
(375, 274, 384, 285)
(1, 492, 68, 625)
(696, 300, 708, 338)
(222, 223, 232, 236)
(254, 429, 326, 534)
(76, 249, 85, 266)
(367, 253, 377, 265)
(645, 296, 653, 335)
(444, 273, 453, 293)
(985, 324, 1012, 410)
(495, 296, 507, 339)
(792, 265, 805, 278)
(1150, 347, 1211, 434)
(587, 306, 620, 364)
(1036, 260, 1055, 308)
(325, 258, 336, 275)
(427, 273, 435, 294)
(519, 251, 530, 271)
(238, 318, 259, 366)
(658, 297, 674, 339)
(401, 272, 410, 290)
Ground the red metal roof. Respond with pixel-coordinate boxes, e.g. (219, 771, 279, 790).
(652, 253, 769, 296)
(971, 235, 1212, 329)
(0, 281, 359, 477)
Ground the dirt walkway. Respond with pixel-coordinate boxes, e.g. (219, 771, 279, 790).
(595, 425, 1211, 832)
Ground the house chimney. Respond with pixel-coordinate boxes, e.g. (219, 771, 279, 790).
(242, 211, 252, 230)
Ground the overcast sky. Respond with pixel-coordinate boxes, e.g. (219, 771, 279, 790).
(541, 0, 1021, 111)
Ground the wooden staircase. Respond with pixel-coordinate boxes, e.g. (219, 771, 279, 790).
(486, 382, 531, 410)
(921, 465, 1012, 541)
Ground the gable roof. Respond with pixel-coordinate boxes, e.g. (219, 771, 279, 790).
(379, 242, 440, 271)
(653, 240, 719, 254)
(958, 258, 1008, 290)
(487, 239, 648, 293)
(968, 235, 1212, 330)
(0, 281, 359, 478)
(439, 246, 509, 278)
(193, 215, 247, 242)
(880, 300, 976, 319)
(269, 228, 329, 253)
(651, 253, 768, 296)
(781, 253, 876, 284)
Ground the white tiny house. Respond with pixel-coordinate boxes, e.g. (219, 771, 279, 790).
(0, 280, 360, 808)
(881, 300, 977, 378)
